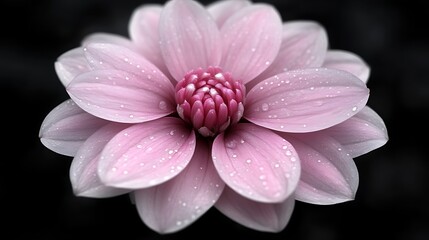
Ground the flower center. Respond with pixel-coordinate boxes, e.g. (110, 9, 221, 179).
(175, 67, 246, 137)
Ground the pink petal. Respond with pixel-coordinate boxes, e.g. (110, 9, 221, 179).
(128, 5, 169, 74)
(54, 48, 90, 86)
(82, 42, 173, 92)
(280, 132, 359, 204)
(212, 123, 300, 203)
(97, 117, 196, 189)
(253, 21, 328, 85)
(39, 99, 108, 157)
(82, 32, 137, 51)
(324, 50, 370, 83)
(67, 46, 175, 123)
(159, 0, 221, 81)
(207, 0, 251, 27)
(134, 139, 225, 233)
(245, 68, 369, 133)
(220, 4, 282, 83)
(70, 123, 131, 198)
(323, 106, 388, 158)
(215, 186, 295, 232)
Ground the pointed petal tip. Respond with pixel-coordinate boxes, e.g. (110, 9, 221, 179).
(215, 187, 295, 232)
(295, 182, 356, 205)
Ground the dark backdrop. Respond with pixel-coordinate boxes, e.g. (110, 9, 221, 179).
(2, 0, 428, 239)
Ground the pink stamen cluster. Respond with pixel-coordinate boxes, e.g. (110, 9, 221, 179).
(175, 66, 245, 137)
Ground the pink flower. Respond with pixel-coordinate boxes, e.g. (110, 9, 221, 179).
(39, 0, 388, 234)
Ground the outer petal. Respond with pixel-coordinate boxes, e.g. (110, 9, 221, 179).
(82, 42, 174, 99)
(70, 123, 131, 198)
(39, 99, 108, 157)
(245, 68, 369, 133)
(134, 139, 225, 233)
(159, 0, 221, 81)
(280, 132, 359, 204)
(128, 5, 169, 74)
(69, 42, 174, 123)
(215, 186, 295, 232)
(323, 50, 370, 83)
(253, 21, 328, 85)
(207, 0, 251, 28)
(54, 48, 90, 86)
(98, 117, 196, 189)
(82, 32, 137, 51)
(212, 123, 300, 203)
(322, 106, 388, 158)
(220, 4, 282, 83)
(67, 68, 174, 123)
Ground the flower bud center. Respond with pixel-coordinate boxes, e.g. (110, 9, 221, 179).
(175, 67, 245, 137)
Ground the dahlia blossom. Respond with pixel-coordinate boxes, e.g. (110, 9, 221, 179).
(39, 0, 388, 233)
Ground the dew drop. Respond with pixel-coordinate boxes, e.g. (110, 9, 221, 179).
(246, 159, 252, 164)
(352, 106, 358, 112)
(261, 103, 269, 111)
(159, 101, 167, 110)
(226, 140, 237, 149)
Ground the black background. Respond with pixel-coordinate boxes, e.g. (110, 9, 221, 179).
(2, 0, 428, 239)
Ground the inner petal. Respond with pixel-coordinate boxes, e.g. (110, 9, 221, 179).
(175, 66, 245, 137)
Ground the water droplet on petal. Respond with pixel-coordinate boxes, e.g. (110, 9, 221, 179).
(352, 106, 358, 112)
(159, 101, 167, 110)
(261, 103, 269, 111)
(226, 140, 237, 149)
